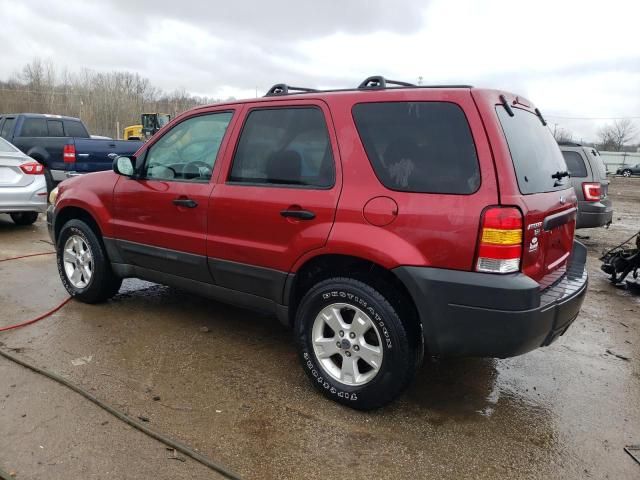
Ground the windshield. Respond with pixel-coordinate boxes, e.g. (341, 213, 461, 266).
(496, 107, 569, 194)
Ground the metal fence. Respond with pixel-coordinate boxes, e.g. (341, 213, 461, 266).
(598, 151, 640, 171)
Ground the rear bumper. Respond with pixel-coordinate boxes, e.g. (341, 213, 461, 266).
(576, 199, 613, 229)
(0, 176, 48, 214)
(393, 241, 588, 358)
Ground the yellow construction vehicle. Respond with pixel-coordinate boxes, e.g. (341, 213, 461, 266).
(123, 113, 171, 140)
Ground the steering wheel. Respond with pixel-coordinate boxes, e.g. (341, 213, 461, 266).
(182, 160, 212, 179)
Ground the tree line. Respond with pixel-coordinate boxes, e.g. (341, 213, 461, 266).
(0, 59, 230, 139)
(552, 118, 638, 152)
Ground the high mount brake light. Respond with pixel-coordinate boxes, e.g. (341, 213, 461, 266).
(19, 162, 44, 175)
(63, 144, 76, 163)
(476, 207, 523, 274)
(582, 182, 601, 202)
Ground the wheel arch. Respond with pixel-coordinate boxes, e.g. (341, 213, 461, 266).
(286, 253, 424, 356)
(54, 206, 103, 245)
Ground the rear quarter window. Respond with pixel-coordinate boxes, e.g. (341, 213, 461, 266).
(562, 151, 588, 178)
(352, 102, 480, 194)
(63, 120, 89, 138)
(496, 107, 569, 194)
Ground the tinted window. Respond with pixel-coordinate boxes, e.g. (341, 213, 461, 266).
(0, 117, 14, 139)
(20, 118, 48, 137)
(352, 102, 480, 194)
(562, 151, 588, 177)
(496, 107, 569, 194)
(63, 120, 89, 138)
(47, 120, 64, 137)
(143, 112, 232, 182)
(229, 108, 335, 187)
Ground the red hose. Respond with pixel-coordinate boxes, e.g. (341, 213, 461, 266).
(0, 251, 72, 332)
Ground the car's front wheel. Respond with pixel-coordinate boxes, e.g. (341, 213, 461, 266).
(622, 169, 632, 177)
(10, 212, 39, 225)
(57, 219, 122, 303)
(295, 277, 417, 410)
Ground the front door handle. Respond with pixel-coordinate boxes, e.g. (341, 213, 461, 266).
(280, 209, 316, 220)
(173, 197, 198, 208)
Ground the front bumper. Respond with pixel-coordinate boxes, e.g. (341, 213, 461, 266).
(394, 241, 588, 358)
(0, 176, 48, 214)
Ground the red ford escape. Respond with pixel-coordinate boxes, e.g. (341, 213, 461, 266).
(48, 76, 587, 409)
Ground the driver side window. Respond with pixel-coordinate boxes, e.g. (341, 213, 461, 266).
(143, 111, 233, 182)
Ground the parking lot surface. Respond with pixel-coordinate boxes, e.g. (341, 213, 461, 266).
(1, 177, 638, 479)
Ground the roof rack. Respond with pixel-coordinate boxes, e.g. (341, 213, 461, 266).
(358, 76, 416, 89)
(265, 84, 318, 97)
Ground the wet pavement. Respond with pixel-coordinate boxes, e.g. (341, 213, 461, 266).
(1, 177, 639, 479)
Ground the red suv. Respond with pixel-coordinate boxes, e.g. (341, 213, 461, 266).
(48, 76, 587, 409)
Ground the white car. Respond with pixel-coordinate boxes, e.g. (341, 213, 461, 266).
(0, 137, 47, 225)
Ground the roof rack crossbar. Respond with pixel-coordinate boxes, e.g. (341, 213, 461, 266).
(265, 84, 318, 97)
(358, 76, 417, 89)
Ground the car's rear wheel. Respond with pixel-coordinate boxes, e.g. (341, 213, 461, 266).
(623, 169, 632, 177)
(10, 212, 39, 225)
(57, 219, 122, 303)
(295, 277, 417, 410)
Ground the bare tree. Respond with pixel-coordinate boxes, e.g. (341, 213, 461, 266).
(552, 126, 574, 144)
(597, 119, 638, 151)
(0, 58, 221, 138)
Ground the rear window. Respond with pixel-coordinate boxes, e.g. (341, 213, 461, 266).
(352, 102, 480, 194)
(63, 120, 89, 138)
(20, 118, 48, 137)
(496, 107, 569, 194)
(562, 151, 588, 178)
(47, 120, 64, 137)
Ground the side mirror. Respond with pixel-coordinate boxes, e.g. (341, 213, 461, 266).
(113, 156, 136, 177)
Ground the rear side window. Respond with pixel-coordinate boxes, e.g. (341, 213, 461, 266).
(352, 102, 480, 194)
(0, 117, 14, 139)
(63, 120, 89, 138)
(584, 148, 607, 180)
(47, 120, 64, 137)
(20, 118, 48, 137)
(229, 108, 335, 188)
(496, 107, 569, 194)
(562, 151, 588, 178)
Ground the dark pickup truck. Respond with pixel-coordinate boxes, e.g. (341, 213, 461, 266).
(0, 113, 143, 191)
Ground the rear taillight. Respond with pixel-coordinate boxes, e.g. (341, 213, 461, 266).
(582, 182, 601, 201)
(476, 207, 523, 274)
(63, 144, 76, 163)
(19, 162, 44, 175)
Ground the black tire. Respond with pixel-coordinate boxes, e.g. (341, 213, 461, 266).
(622, 169, 632, 178)
(43, 167, 55, 195)
(56, 219, 122, 303)
(295, 277, 417, 410)
(10, 212, 39, 225)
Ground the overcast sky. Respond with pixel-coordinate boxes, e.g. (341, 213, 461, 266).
(1, 0, 639, 142)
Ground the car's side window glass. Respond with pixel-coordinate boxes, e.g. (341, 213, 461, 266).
(0, 118, 14, 139)
(229, 108, 335, 188)
(47, 120, 64, 137)
(561, 151, 588, 178)
(143, 112, 233, 182)
(20, 118, 48, 137)
(62, 120, 89, 138)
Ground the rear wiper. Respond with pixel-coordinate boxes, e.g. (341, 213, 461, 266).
(551, 170, 569, 180)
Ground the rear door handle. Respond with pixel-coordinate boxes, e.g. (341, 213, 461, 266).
(280, 209, 315, 220)
(173, 197, 198, 208)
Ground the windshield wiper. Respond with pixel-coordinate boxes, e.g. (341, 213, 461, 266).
(551, 170, 569, 180)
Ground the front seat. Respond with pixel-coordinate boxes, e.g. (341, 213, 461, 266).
(266, 150, 302, 185)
